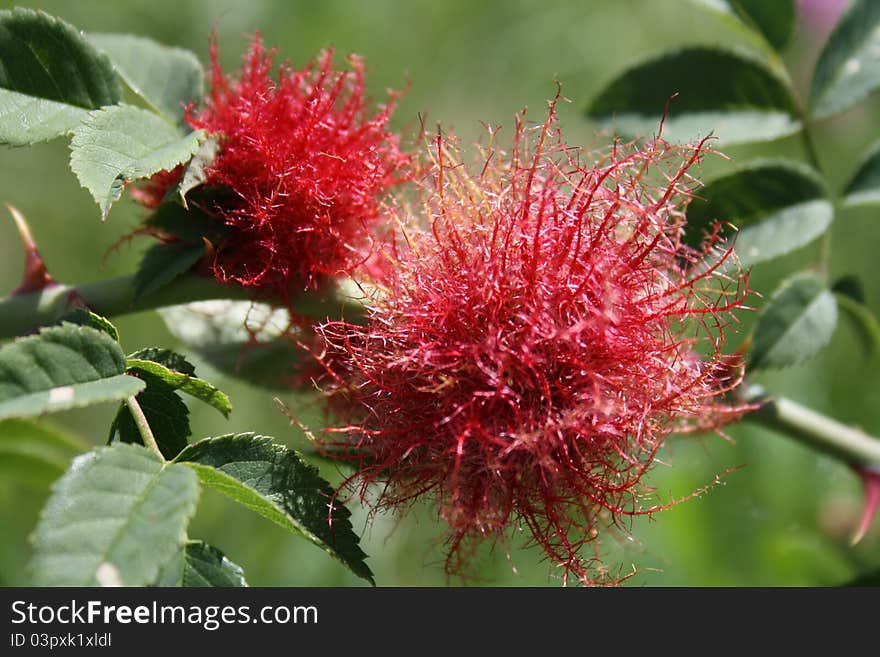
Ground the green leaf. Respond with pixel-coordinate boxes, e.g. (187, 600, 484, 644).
(144, 199, 230, 243)
(0, 8, 120, 145)
(110, 371, 190, 460)
(586, 47, 800, 145)
(727, 0, 795, 50)
(133, 241, 205, 300)
(0, 418, 83, 485)
(0, 92, 90, 147)
(174, 434, 373, 583)
(686, 160, 832, 267)
(157, 540, 248, 587)
(835, 295, 880, 356)
(160, 301, 301, 389)
(832, 278, 880, 356)
(748, 273, 838, 370)
(810, 0, 880, 120)
(128, 348, 196, 376)
(687, 0, 790, 59)
(831, 275, 866, 303)
(126, 358, 231, 417)
(69, 104, 204, 219)
(87, 33, 203, 126)
(57, 309, 120, 342)
(0, 323, 145, 420)
(29, 443, 199, 586)
(179, 137, 219, 205)
(843, 141, 880, 208)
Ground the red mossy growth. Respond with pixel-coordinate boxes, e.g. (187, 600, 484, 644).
(135, 34, 410, 295)
(189, 35, 410, 292)
(313, 103, 751, 585)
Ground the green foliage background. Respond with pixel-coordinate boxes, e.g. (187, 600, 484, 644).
(1, 0, 878, 586)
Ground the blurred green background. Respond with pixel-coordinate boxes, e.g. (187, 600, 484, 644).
(1, 0, 878, 586)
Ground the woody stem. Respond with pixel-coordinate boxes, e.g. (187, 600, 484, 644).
(744, 385, 880, 467)
(0, 273, 362, 340)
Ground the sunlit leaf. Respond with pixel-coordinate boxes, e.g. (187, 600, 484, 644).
(88, 33, 203, 126)
(0, 323, 145, 420)
(70, 104, 204, 219)
(0, 8, 120, 145)
(587, 47, 800, 145)
(29, 443, 199, 586)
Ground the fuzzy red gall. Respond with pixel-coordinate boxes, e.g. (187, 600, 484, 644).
(313, 105, 751, 585)
(137, 35, 410, 295)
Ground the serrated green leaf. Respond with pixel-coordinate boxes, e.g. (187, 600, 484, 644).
(0, 91, 90, 147)
(810, 0, 880, 120)
(687, 160, 832, 267)
(70, 104, 204, 219)
(0, 418, 83, 485)
(29, 443, 199, 586)
(160, 301, 301, 388)
(57, 309, 120, 342)
(0, 323, 145, 420)
(157, 540, 248, 587)
(128, 348, 196, 376)
(174, 434, 373, 583)
(179, 137, 219, 205)
(843, 141, 880, 208)
(133, 241, 206, 301)
(748, 273, 838, 370)
(110, 371, 190, 460)
(88, 33, 203, 126)
(127, 358, 231, 417)
(0, 8, 120, 145)
(586, 47, 800, 145)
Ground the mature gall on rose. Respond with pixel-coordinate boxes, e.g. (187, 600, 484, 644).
(314, 105, 751, 584)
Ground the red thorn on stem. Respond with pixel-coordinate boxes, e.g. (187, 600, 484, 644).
(851, 465, 880, 545)
(7, 204, 56, 295)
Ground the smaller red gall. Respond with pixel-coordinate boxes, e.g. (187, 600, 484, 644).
(135, 34, 410, 297)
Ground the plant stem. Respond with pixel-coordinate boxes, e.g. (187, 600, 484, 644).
(744, 385, 880, 466)
(0, 273, 363, 340)
(125, 395, 163, 461)
(799, 121, 835, 277)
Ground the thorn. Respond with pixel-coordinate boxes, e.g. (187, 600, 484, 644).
(851, 465, 880, 546)
(196, 236, 217, 277)
(201, 236, 216, 260)
(7, 204, 56, 295)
